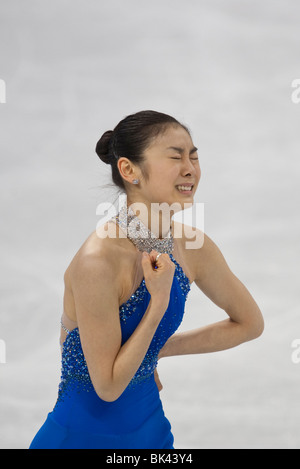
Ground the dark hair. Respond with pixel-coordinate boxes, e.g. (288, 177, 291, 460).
(95, 110, 190, 191)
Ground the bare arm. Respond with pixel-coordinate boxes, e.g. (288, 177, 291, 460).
(159, 233, 264, 359)
(71, 247, 174, 402)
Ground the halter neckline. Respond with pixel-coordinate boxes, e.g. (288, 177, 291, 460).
(113, 203, 174, 254)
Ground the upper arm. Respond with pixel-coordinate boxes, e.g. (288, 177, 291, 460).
(194, 234, 264, 333)
(70, 249, 123, 398)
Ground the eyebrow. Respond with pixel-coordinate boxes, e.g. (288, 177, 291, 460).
(166, 146, 198, 155)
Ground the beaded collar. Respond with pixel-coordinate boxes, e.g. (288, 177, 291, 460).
(113, 203, 174, 254)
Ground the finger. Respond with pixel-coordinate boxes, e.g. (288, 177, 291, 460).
(149, 250, 160, 263)
(150, 251, 169, 265)
(147, 251, 162, 270)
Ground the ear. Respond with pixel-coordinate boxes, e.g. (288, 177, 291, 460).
(117, 157, 139, 184)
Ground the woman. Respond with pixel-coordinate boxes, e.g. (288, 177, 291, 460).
(30, 110, 264, 449)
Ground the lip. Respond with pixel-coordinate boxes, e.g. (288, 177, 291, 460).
(175, 183, 194, 195)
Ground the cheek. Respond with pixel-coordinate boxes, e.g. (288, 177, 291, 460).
(148, 163, 176, 186)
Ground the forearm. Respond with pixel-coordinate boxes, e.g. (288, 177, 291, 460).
(159, 318, 261, 359)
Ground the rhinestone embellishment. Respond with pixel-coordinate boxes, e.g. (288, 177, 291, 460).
(55, 259, 190, 405)
(54, 203, 192, 405)
(112, 203, 174, 254)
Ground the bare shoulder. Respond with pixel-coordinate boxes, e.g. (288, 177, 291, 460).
(190, 231, 229, 282)
(172, 220, 206, 281)
(64, 220, 131, 291)
(172, 219, 230, 283)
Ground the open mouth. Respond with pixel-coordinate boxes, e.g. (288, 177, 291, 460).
(176, 185, 194, 194)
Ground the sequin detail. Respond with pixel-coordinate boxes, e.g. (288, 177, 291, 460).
(119, 279, 147, 323)
(56, 328, 92, 403)
(171, 254, 191, 297)
(112, 203, 174, 254)
(55, 257, 190, 404)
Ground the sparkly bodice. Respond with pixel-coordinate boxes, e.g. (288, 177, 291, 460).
(55, 254, 190, 404)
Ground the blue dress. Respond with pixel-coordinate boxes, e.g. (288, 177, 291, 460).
(29, 254, 190, 449)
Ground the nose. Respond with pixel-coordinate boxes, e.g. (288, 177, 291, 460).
(180, 158, 199, 177)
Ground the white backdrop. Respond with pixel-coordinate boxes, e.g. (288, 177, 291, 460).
(0, 0, 299, 449)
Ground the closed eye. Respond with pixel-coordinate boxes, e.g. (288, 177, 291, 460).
(170, 156, 199, 161)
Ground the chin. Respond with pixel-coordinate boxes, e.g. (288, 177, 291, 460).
(170, 195, 194, 212)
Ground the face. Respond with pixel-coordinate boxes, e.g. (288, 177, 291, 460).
(136, 125, 201, 211)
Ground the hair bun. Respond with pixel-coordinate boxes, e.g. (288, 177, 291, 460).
(95, 130, 114, 165)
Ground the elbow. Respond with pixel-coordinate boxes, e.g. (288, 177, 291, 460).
(98, 393, 121, 403)
(246, 312, 265, 341)
(256, 316, 265, 338)
(95, 389, 121, 403)
(90, 368, 128, 402)
(232, 309, 264, 344)
(93, 382, 124, 403)
(255, 317, 264, 338)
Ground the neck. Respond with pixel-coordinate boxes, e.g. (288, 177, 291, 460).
(126, 198, 172, 239)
